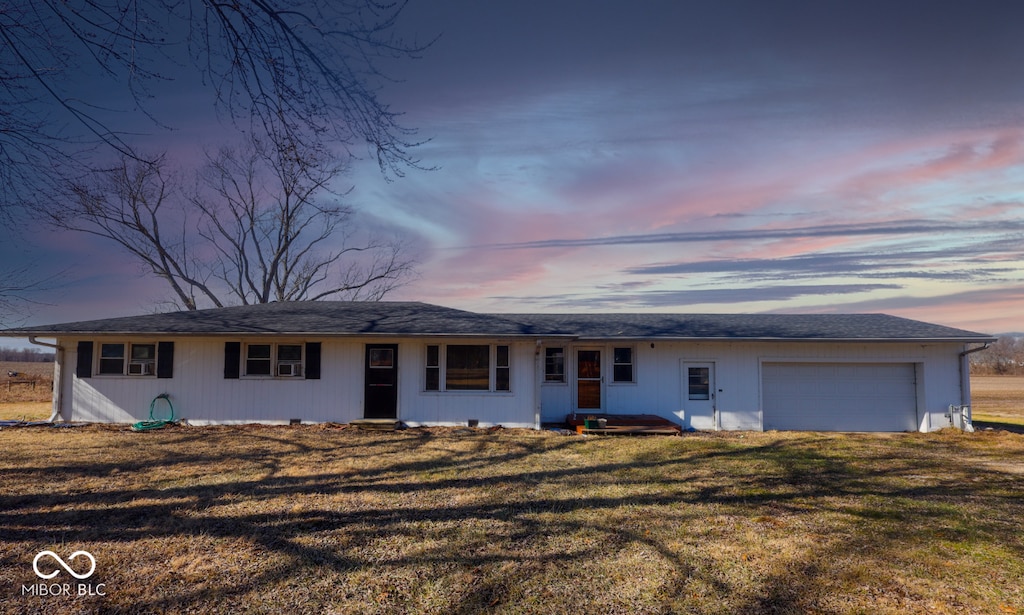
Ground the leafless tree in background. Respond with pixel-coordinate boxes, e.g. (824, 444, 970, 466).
(50, 136, 415, 310)
(1, 0, 427, 211)
(971, 336, 1024, 375)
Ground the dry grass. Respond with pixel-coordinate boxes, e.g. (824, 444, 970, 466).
(972, 375, 1024, 428)
(1, 425, 1022, 614)
(0, 401, 51, 422)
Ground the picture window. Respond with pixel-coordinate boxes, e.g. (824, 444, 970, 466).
(424, 344, 511, 392)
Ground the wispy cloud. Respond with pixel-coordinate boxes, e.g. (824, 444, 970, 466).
(492, 284, 903, 311)
(480, 219, 1024, 251)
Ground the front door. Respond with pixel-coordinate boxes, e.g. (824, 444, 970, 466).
(577, 349, 602, 410)
(683, 362, 716, 428)
(365, 344, 398, 419)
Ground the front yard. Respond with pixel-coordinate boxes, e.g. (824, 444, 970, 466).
(1, 425, 1022, 614)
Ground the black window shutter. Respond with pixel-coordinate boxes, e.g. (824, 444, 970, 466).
(224, 342, 241, 379)
(76, 341, 94, 378)
(305, 342, 322, 380)
(157, 341, 175, 379)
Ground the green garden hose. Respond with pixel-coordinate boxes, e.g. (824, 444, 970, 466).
(131, 394, 175, 431)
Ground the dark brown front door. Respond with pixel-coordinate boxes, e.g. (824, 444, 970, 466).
(577, 349, 602, 410)
(364, 344, 398, 419)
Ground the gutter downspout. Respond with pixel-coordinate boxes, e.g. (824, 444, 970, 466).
(28, 337, 64, 423)
(957, 342, 991, 428)
(534, 340, 543, 430)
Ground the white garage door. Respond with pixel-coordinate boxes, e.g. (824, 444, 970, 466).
(762, 362, 918, 432)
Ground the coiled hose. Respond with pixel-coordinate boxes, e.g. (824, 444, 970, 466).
(131, 394, 175, 431)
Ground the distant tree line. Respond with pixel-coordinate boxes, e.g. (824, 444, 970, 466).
(970, 335, 1024, 375)
(0, 347, 55, 362)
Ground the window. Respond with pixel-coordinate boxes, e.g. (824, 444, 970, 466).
(128, 344, 156, 375)
(425, 345, 440, 391)
(688, 367, 710, 400)
(496, 345, 510, 391)
(99, 343, 126, 375)
(446, 345, 489, 390)
(277, 344, 303, 377)
(613, 347, 634, 382)
(246, 344, 272, 375)
(98, 342, 157, 376)
(244, 343, 303, 377)
(425, 344, 511, 392)
(544, 347, 565, 382)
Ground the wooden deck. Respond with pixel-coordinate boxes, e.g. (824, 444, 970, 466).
(565, 413, 683, 436)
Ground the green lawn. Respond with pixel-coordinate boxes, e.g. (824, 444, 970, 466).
(1, 425, 1022, 614)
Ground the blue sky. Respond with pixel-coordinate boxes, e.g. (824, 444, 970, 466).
(3, 0, 1023, 338)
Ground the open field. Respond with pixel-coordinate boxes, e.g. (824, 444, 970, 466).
(971, 375, 1024, 428)
(1, 425, 1022, 614)
(0, 361, 53, 406)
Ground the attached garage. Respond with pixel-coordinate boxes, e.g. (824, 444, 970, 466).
(762, 362, 919, 432)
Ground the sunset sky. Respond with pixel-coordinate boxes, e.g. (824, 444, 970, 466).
(3, 0, 1023, 339)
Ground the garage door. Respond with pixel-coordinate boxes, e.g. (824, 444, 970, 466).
(762, 362, 918, 432)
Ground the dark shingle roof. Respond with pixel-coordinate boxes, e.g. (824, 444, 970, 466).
(2, 302, 536, 337)
(499, 313, 994, 341)
(0, 301, 995, 342)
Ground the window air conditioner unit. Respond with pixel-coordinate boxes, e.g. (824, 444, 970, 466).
(277, 362, 302, 377)
(128, 361, 153, 376)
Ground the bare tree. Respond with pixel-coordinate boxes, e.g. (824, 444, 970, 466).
(1, 0, 428, 211)
(51, 137, 415, 310)
(193, 137, 415, 305)
(971, 335, 1024, 375)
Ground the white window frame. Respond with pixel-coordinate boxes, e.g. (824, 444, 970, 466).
(96, 342, 158, 377)
(243, 342, 304, 378)
(423, 343, 512, 393)
(543, 347, 566, 384)
(611, 345, 636, 384)
(128, 343, 157, 376)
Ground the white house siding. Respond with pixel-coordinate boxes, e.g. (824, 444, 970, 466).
(60, 336, 540, 428)
(538, 340, 967, 432)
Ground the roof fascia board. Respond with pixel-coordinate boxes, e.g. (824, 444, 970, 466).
(572, 336, 998, 343)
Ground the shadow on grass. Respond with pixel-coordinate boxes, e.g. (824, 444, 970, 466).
(973, 419, 1024, 434)
(1, 428, 1023, 614)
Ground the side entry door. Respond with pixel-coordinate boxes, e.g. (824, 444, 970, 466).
(683, 362, 716, 428)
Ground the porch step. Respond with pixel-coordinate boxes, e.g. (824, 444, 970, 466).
(581, 425, 682, 436)
(349, 419, 400, 431)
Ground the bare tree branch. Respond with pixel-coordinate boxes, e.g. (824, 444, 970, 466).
(1, 0, 431, 211)
(0, 263, 63, 326)
(51, 155, 224, 310)
(46, 136, 416, 309)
